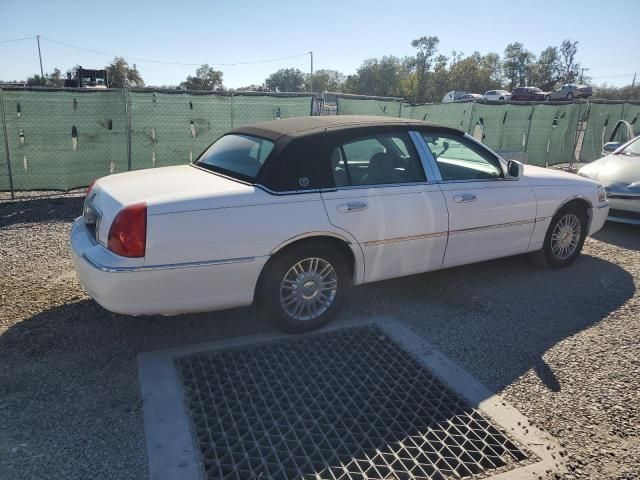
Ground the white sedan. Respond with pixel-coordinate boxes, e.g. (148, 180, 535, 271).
(71, 116, 609, 332)
(483, 90, 511, 101)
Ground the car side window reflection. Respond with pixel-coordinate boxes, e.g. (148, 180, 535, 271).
(421, 133, 503, 181)
(331, 133, 426, 187)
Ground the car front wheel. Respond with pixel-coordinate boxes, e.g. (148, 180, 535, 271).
(567, 92, 574, 100)
(539, 204, 588, 268)
(259, 243, 349, 333)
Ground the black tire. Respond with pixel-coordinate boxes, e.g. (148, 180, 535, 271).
(499, 96, 504, 101)
(535, 203, 588, 268)
(258, 242, 350, 334)
(545, 95, 551, 102)
(567, 92, 574, 100)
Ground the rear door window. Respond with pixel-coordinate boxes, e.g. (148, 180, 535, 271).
(330, 133, 426, 187)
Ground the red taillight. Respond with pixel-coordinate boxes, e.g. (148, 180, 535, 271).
(86, 179, 98, 197)
(107, 203, 147, 257)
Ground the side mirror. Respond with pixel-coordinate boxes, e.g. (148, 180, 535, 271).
(602, 142, 620, 155)
(506, 159, 524, 179)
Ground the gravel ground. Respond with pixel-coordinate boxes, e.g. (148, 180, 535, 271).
(0, 194, 638, 479)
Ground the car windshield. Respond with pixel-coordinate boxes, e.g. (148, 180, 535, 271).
(620, 137, 640, 157)
(195, 134, 275, 181)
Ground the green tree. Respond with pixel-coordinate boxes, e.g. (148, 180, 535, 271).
(106, 57, 144, 88)
(407, 36, 439, 103)
(181, 64, 223, 90)
(425, 54, 450, 103)
(47, 68, 64, 87)
(26, 74, 46, 86)
(306, 69, 345, 92)
(503, 42, 535, 89)
(348, 56, 406, 97)
(559, 40, 580, 84)
(529, 46, 561, 90)
(265, 68, 306, 92)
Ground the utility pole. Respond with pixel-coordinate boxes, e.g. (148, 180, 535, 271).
(36, 35, 44, 80)
(579, 67, 589, 84)
(632, 72, 637, 88)
(309, 51, 313, 92)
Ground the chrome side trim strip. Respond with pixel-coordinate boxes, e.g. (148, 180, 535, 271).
(363, 218, 540, 246)
(362, 231, 447, 247)
(449, 219, 536, 235)
(82, 254, 255, 273)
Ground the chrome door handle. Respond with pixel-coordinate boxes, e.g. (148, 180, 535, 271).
(453, 193, 477, 203)
(337, 201, 368, 213)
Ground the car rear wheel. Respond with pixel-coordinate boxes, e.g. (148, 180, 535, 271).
(567, 92, 574, 100)
(536, 204, 588, 268)
(499, 96, 504, 101)
(259, 243, 350, 333)
(545, 95, 550, 101)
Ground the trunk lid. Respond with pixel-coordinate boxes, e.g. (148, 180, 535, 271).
(86, 165, 260, 245)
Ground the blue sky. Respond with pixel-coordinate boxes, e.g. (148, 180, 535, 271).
(1, 0, 638, 88)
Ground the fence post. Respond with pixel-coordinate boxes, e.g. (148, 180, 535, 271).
(230, 92, 234, 129)
(125, 88, 132, 171)
(466, 100, 476, 134)
(398, 99, 402, 118)
(0, 88, 15, 199)
(523, 104, 535, 160)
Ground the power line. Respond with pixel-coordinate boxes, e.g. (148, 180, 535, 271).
(39, 36, 309, 67)
(590, 73, 637, 79)
(0, 35, 37, 45)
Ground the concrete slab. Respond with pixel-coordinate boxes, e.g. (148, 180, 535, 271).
(138, 317, 566, 479)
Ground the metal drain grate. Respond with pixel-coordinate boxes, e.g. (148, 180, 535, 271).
(177, 326, 530, 480)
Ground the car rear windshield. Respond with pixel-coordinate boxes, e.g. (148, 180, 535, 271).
(195, 134, 274, 182)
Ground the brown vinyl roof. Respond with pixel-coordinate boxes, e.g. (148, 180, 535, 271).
(229, 115, 460, 141)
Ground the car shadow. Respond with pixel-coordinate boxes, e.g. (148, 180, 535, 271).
(341, 252, 635, 394)
(592, 221, 640, 251)
(2, 251, 633, 399)
(0, 195, 84, 228)
(0, 250, 634, 478)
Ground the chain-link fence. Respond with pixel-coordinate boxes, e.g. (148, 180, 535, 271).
(0, 87, 313, 194)
(337, 95, 640, 167)
(2, 87, 639, 195)
(334, 93, 403, 117)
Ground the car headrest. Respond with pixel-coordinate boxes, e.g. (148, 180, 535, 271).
(368, 152, 396, 184)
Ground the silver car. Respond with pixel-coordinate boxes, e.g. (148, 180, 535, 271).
(546, 84, 593, 101)
(578, 135, 640, 224)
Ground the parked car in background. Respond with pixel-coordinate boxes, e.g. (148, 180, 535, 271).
(442, 90, 468, 103)
(510, 87, 547, 101)
(71, 116, 609, 333)
(483, 90, 511, 101)
(578, 134, 640, 224)
(546, 84, 593, 101)
(460, 93, 483, 101)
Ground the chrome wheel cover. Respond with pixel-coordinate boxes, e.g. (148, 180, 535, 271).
(280, 257, 337, 322)
(551, 213, 581, 260)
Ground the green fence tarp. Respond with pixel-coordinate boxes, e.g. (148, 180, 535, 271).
(579, 103, 626, 162)
(469, 103, 532, 152)
(622, 103, 640, 135)
(337, 97, 402, 117)
(2, 89, 127, 190)
(130, 92, 232, 171)
(0, 92, 10, 191)
(405, 103, 474, 132)
(231, 94, 313, 127)
(525, 104, 580, 166)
